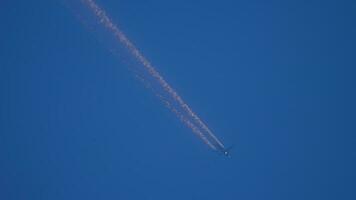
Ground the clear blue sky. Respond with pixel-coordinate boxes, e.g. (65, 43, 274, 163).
(1, 0, 355, 199)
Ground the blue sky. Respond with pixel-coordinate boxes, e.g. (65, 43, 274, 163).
(1, 0, 355, 199)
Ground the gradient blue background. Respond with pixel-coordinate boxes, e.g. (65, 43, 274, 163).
(1, 0, 355, 199)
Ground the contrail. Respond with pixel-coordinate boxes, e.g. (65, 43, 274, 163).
(135, 74, 217, 150)
(80, 0, 225, 151)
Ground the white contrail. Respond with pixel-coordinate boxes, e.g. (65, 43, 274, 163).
(158, 94, 217, 150)
(135, 73, 217, 150)
(81, 0, 225, 151)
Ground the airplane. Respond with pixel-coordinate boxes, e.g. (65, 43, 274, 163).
(220, 145, 233, 157)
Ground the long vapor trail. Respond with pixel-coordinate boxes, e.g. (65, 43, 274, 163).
(80, 0, 225, 151)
